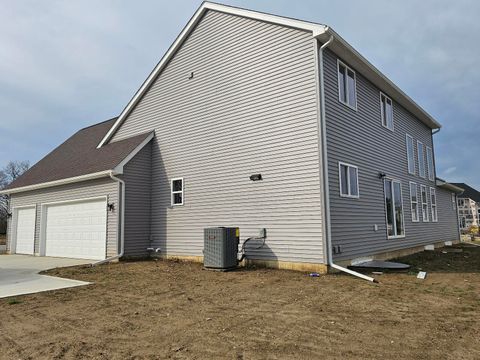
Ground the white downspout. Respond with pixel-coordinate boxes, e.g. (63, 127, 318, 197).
(317, 33, 377, 283)
(93, 171, 125, 265)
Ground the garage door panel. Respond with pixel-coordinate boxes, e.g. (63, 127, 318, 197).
(15, 207, 36, 255)
(45, 199, 107, 260)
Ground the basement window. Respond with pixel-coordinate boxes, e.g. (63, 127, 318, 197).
(171, 178, 184, 206)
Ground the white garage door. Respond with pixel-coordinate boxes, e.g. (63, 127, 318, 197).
(45, 198, 107, 260)
(15, 207, 36, 255)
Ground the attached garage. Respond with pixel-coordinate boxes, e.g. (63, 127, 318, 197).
(42, 198, 108, 260)
(2, 118, 154, 260)
(13, 206, 36, 255)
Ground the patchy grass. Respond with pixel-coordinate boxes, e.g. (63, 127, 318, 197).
(393, 243, 480, 273)
(7, 298, 22, 305)
(0, 244, 479, 359)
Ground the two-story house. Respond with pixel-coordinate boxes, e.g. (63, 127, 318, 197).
(2, 2, 463, 274)
(451, 183, 480, 231)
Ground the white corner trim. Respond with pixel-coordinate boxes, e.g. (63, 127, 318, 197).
(113, 132, 154, 173)
(96, 2, 328, 148)
(0, 171, 112, 195)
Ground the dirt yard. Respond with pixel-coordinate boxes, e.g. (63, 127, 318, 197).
(1, 244, 479, 360)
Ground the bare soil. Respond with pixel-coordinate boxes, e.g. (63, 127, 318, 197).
(0, 234, 6, 245)
(1, 244, 479, 360)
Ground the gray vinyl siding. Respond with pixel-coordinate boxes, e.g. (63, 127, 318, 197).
(323, 48, 458, 261)
(110, 10, 324, 263)
(6, 178, 119, 257)
(123, 141, 152, 257)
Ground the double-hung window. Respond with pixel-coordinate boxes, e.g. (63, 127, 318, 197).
(430, 187, 438, 222)
(426, 146, 434, 181)
(338, 61, 357, 109)
(421, 185, 429, 221)
(417, 141, 426, 178)
(409, 182, 419, 222)
(380, 93, 393, 130)
(171, 178, 184, 206)
(339, 162, 359, 198)
(384, 179, 405, 238)
(406, 135, 415, 175)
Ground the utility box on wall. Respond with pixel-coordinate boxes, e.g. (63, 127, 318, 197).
(204, 227, 239, 271)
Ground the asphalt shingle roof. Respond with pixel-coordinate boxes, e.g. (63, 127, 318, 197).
(6, 118, 152, 190)
(451, 183, 480, 203)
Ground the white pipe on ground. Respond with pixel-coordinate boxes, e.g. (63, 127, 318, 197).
(93, 172, 125, 266)
(316, 32, 376, 283)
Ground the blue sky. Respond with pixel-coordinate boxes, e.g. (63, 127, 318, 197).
(1, 0, 479, 188)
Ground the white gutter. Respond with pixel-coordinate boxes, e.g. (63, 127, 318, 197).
(0, 170, 112, 195)
(93, 171, 125, 265)
(316, 33, 377, 283)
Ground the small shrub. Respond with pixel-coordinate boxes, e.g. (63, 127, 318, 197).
(467, 225, 479, 235)
(7, 298, 22, 305)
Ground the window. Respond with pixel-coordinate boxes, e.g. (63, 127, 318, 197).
(171, 178, 184, 206)
(426, 146, 434, 181)
(430, 187, 438, 222)
(406, 135, 415, 175)
(421, 185, 429, 221)
(452, 193, 456, 210)
(461, 217, 466, 228)
(417, 141, 426, 178)
(339, 162, 359, 198)
(338, 61, 357, 109)
(380, 93, 393, 130)
(458, 199, 465, 207)
(384, 179, 405, 238)
(409, 182, 419, 222)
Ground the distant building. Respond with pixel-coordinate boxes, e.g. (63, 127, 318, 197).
(452, 183, 480, 230)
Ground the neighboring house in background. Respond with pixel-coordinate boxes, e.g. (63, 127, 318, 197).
(1, 2, 463, 272)
(451, 183, 480, 231)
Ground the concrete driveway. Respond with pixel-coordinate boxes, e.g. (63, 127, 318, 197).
(0, 255, 93, 299)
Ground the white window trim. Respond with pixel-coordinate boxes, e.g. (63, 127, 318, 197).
(380, 92, 394, 131)
(384, 178, 406, 239)
(452, 193, 456, 211)
(417, 140, 426, 178)
(406, 134, 415, 175)
(171, 177, 184, 206)
(409, 182, 419, 223)
(421, 184, 429, 222)
(430, 187, 438, 222)
(426, 146, 434, 181)
(337, 59, 357, 111)
(338, 162, 360, 198)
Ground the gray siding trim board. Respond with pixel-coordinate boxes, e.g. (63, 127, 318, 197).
(7, 178, 119, 257)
